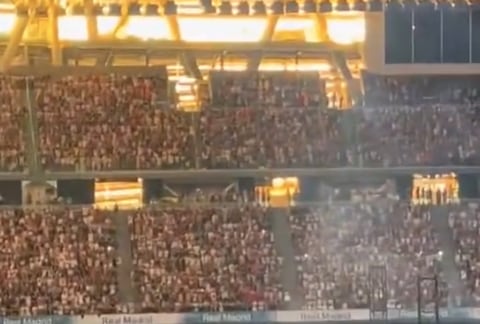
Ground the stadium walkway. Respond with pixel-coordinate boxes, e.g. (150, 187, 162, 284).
(20, 78, 40, 175)
(431, 206, 466, 307)
(112, 212, 138, 306)
(269, 208, 304, 309)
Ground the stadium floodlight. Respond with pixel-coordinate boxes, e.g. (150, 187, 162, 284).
(237, 1, 250, 14)
(336, 0, 350, 11)
(271, 0, 285, 14)
(319, 0, 332, 12)
(129, 3, 141, 15)
(92, 5, 103, 15)
(219, 1, 232, 14)
(102, 3, 121, 15)
(70, 4, 84, 15)
(164, 0, 177, 15)
(253, 1, 267, 15)
(144, 4, 159, 15)
(201, 0, 216, 13)
(303, 0, 318, 12)
(286, 0, 299, 13)
(352, 0, 367, 11)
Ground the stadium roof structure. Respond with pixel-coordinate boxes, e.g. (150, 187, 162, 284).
(0, 0, 363, 100)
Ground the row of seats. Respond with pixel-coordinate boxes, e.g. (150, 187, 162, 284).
(35, 103, 480, 171)
(2, 73, 480, 172)
(0, 202, 478, 315)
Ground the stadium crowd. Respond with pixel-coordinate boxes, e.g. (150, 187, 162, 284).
(0, 72, 459, 171)
(290, 202, 448, 310)
(0, 202, 479, 314)
(449, 203, 480, 305)
(209, 71, 328, 108)
(129, 206, 284, 312)
(0, 70, 479, 315)
(35, 74, 194, 171)
(0, 207, 118, 315)
(0, 76, 26, 171)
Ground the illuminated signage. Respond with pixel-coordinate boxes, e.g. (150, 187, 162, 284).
(411, 173, 459, 206)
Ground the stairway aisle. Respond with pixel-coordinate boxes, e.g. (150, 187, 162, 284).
(269, 207, 304, 309)
(19, 78, 41, 175)
(430, 206, 466, 307)
(112, 211, 138, 307)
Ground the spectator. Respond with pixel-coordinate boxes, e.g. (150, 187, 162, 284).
(36, 74, 195, 171)
(290, 202, 448, 310)
(0, 76, 26, 171)
(129, 206, 283, 312)
(0, 207, 118, 315)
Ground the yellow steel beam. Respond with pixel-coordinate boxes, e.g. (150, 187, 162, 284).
(247, 15, 278, 72)
(262, 15, 279, 42)
(61, 40, 357, 53)
(111, 0, 130, 37)
(48, 2, 62, 65)
(85, 0, 98, 40)
(314, 14, 329, 42)
(0, 16, 28, 72)
(166, 16, 180, 41)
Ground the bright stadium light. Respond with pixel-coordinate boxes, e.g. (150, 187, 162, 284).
(120, 17, 171, 41)
(177, 17, 268, 42)
(0, 13, 16, 34)
(326, 13, 365, 44)
(58, 16, 88, 40)
(303, 0, 318, 12)
(286, 0, 299, 13)
(236, 0, 250, 14)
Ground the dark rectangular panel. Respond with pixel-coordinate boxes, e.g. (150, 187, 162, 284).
(0, 180, 21, 205)
(395, 176, 411, 200)
(472, 9, 480, 62)
(57, 179, 94, 204)
(442, 9, 470, 63)
(143, 179, 164, 203)
(458, 174, 478, 199)
(298, 177, 320, 202)
(385, 8, 413, 64)
(413, 9, 442, 63)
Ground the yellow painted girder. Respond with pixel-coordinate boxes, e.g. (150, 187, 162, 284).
(85, 0, 98, 40)
(166, 16, 180, 41)
(262, 15, 279, 42)
(1, 16, 28, 72)
(48, 3, 62, 65)
(111, 0, 130, 37)
(314, 14, 329, 42)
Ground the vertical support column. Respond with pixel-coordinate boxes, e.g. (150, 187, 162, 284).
(0, 16, 28, 72)
(313, 14, 329, 42)
(166, 16, 180, 41)
(48, 2, 62, 66)
(368, 264, 388, 320)
(85, 0, 98, 40)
